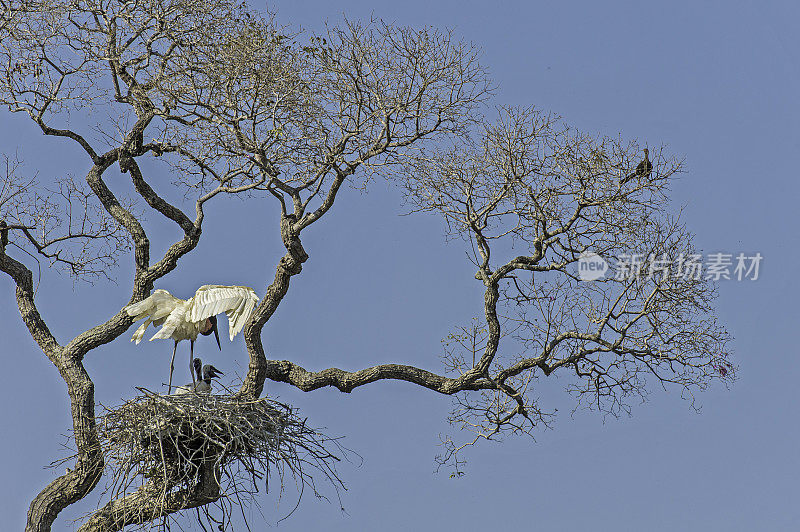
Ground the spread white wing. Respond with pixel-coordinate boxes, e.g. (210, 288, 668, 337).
(149, 305, 190, 341)
(124, 289, 181, 344)
(188, 285, 259, 341)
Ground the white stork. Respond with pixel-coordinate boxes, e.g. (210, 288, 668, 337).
(124, 285, 258, 393)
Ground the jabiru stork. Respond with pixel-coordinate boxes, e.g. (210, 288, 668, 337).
(124, 284, 258, 393)
(174, 358, 224, 395)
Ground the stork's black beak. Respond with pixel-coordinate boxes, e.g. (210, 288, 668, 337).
(208, 365, 223, 378)
(211, 315, 221, 350)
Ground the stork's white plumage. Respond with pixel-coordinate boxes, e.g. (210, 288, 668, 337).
(125, 285, 258, 392)
(186, 285, 259, 341)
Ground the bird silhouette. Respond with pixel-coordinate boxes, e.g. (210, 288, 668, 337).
(621, 148, 652, 184)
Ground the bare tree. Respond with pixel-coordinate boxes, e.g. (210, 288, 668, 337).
(0, 1, 732, 530)
(402, 108, 732, 468)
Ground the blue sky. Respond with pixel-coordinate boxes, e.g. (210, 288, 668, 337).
(1, 1, 799, 530)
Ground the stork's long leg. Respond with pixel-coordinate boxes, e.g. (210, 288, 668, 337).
(190, 339, 196, 387)
(167, 341, 178, 394)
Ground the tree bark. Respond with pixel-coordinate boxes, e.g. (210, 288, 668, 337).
(77, 463, 221, 532)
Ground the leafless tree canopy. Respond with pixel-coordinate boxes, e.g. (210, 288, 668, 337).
(0, 1, 731, 530)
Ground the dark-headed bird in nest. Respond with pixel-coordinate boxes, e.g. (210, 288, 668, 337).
(174, 358, 224, 395)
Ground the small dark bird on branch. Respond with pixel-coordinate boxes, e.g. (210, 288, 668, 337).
(621, 148, 652, 184)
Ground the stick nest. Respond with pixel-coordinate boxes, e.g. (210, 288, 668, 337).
(92, 389, 346, 528)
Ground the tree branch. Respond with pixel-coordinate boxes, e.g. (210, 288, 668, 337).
(260, 360, 491, 394)
(0, 231, 104, 532)
(78, 463, 220, 532)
